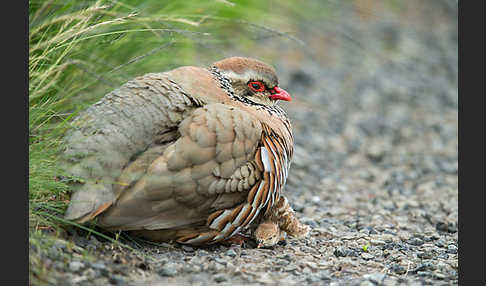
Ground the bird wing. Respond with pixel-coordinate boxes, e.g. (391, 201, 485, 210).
(96, 103, 266, 232)
(62, 71, 204, 223)
(97, 102, 293, 245)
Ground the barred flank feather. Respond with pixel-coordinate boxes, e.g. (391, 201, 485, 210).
(184, 123, 293, 245)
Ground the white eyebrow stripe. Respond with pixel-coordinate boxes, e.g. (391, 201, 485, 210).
(222, 70, 275, 87)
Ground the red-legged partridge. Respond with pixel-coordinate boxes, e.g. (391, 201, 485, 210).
(62, 57, 309, 246)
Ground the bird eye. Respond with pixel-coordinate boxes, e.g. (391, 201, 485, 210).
(248, 81, 265, 92)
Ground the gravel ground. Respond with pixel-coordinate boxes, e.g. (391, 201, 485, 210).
(31, 1, 458, 285)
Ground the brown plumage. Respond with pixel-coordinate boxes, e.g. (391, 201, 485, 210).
(254, 221, 282, 248)
(62, 57, 304, 245)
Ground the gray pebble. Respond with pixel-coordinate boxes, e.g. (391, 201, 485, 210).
(446, 244, 457, 254)
(358, 280, 375, 286)
(364, 272, 386, 284)
(407, 238, 424, 246)
(158, 263, 178, 277)
(109, 275, 126, 285)
(69, 261, 85, 272)
(434, 272, 447, 280)
(281, 254, 294, 261)
(214, 257, 227, 265)
(276, 259, 290, 266)
(438, 252, 449, 259)
(47, 247, 61, 260)
(92, 277, 110, 286)
(181, 245, 194, 252)
(212, 262, 225, 272)
(214, 273, 228, 283)
(306, 275, 321, 284)
(225, 249, 237, 257)
(301, 218, 318, 228)
(435, 238, 447, 248)
(370, 239, 386, 246)
(197, 250, 209, 256)
(90, 262, 106, 271)
(417, 251, 434, 259)
(361, 253, 374, 260)
(83, 268, 97, 279)
(53, 240, 67, 251)
(435, 222, 449, 232)
(392, 265, 407, 275)
(417, 271, 430, 277)
(383, 278, 399, 286)
(334, 247, 347, 257)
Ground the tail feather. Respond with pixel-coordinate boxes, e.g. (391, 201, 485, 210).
(64, 181, 114, 222)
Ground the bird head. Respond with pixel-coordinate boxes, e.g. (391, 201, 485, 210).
(212, 57, 292, 106)
(254, 221, 281, 248)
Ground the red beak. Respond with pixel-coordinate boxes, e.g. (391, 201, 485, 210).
(269, 86, 292, 102)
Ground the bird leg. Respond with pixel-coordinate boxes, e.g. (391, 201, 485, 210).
(271, 195, 310, 238)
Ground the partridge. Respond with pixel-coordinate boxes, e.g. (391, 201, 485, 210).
(62, 57, 309, 246)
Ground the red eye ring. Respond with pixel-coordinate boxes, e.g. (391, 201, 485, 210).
(248, 81, 265, 92)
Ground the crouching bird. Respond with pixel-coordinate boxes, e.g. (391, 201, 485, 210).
(62, 57, 309, 246)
